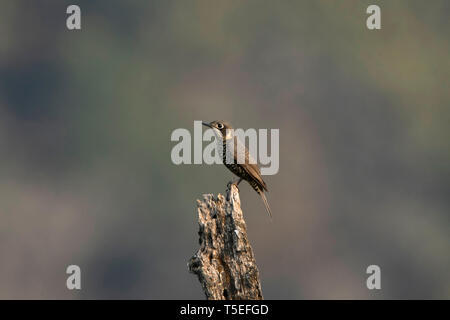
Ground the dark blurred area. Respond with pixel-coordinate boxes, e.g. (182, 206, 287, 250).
(0, 1, 449, 299)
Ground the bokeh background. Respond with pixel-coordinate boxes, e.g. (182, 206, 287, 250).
(0, 0, 449, 299)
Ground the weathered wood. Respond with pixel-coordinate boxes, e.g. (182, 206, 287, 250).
(188, 183, 263, 300)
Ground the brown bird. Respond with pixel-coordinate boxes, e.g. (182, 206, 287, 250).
(202, 120, 272, 218)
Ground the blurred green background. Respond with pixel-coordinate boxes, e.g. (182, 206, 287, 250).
(0, 0, 449, 299)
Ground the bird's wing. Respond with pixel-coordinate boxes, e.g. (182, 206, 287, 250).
(233, 137, 268, 192)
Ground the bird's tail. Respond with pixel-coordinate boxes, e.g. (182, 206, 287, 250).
(260, 192, 272, 219)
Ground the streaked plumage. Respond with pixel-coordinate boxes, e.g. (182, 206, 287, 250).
(202, 120, 272, 218)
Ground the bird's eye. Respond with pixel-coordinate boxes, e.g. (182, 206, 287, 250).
(217, 123, 224, 129)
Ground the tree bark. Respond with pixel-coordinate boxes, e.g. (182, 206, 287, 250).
(188, 183, 263, 300)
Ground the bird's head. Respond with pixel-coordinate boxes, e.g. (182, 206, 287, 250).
(202, 120, 234, 140)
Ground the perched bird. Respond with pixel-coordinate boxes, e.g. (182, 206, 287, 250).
(202, 120, 272, 218)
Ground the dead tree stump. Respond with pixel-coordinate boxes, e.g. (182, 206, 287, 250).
(188, 183, 263, 300)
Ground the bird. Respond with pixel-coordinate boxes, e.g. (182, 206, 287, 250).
(202, 120, 272, 218)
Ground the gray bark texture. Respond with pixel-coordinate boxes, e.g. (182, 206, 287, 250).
(188, 183, 263, 300)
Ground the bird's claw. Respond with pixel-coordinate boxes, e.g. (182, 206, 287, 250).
(227, 179, 240, 192)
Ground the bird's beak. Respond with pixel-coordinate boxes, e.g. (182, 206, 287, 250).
(202, 121, 212, 128)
